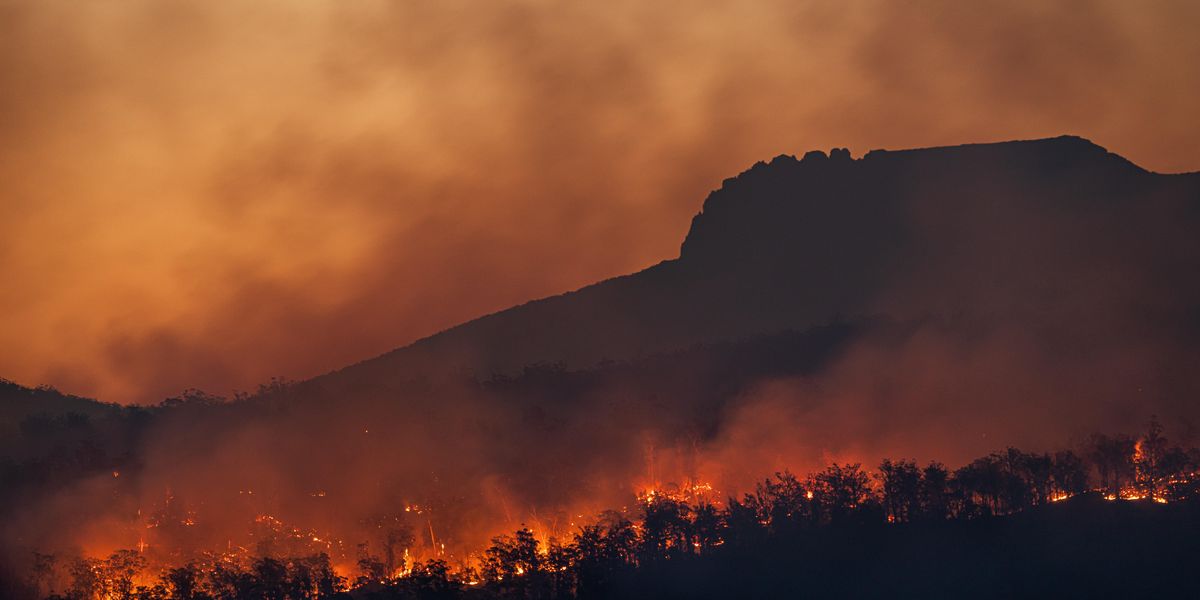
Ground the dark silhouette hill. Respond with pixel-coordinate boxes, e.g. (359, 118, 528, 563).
(8, 136, 1197, 406)
(3, 137, 1200, 600)
(7, 135, 1199, 469)
(0, 379, 121, 454)
(315, 136, 1200, 392)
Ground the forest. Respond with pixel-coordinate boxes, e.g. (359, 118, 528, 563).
(15, 416, 1200, 600)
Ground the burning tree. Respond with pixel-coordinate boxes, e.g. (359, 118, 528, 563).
(25, 422, 1200, 600)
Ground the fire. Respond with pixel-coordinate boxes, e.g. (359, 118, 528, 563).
(1100, 488, 1170, 503)
(28, 433, 1200, 598)
(637, 480, 719, 506)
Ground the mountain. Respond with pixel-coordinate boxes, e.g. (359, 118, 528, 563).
(4, 136, 1200, 591)
(315, 136, 1200, 391)
(8, 135, 1199, 416)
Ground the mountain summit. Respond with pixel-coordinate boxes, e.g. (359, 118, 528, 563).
(320, 136, 1200, 388)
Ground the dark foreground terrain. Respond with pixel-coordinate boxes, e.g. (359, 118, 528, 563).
(610, 496, 1199, 599)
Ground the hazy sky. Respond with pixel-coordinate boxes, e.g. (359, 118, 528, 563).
(2, 0, 1198, 403)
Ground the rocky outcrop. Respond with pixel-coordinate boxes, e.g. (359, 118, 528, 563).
(315, 136, 1200, 390)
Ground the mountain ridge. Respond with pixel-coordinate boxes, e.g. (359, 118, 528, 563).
(312, 135, 1200, 392)
(6, 136, 1197, 402)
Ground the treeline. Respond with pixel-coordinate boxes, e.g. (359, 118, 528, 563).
(25, 418, 1200, 600)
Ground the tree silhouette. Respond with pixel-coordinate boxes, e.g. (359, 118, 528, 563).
(1051, 450, 1089, 497)
(878, 459, 921, 523)
(29, 552, 57, 598)
(163, 563, 202, 600)
(106, 550, 146, 600)
(354, 542, 386, 587)
(638, 494, 691, 562)
(252, 556, 289, 600)
(1015, 449, 1054, 506)
(574, 511, 637, 598)
(809, 463, 874, 524)
(954, 455, 1003, 516)
(544, 539, 578, 598)
(66, 558, 103, 600)
(483, 527, 543, 598)
(1138, 416, 1168, 496)
(208, 560, 258, 599)
(691, 501, 724, 551)
(756, 471, 813, 534)
(573, 527, 611, 598)
(917, 462, 951, 521)
(362, 514, 413, 579)
(724, 494, 768, 549)
(405, 559, 460, 599)
(1089, 433, 1136, 496)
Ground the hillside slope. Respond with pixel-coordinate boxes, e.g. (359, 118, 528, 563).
(317, 136, 1200, 390)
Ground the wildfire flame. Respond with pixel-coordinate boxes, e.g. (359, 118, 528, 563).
(29, 432, 1199, 598)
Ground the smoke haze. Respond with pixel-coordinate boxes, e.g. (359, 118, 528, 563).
(3, 0, 1199, 402)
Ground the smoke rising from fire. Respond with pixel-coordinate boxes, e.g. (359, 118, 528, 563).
(2, 0, 1200, 403)
(4, 2, 1200, 589)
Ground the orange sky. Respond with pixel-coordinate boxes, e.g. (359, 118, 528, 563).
(2, 0, 1198, 403)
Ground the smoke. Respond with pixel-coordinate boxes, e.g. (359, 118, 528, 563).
(9, 309, 1198, 585)
(4, 1, 1200, 591)
(2, 0, 1199, 402)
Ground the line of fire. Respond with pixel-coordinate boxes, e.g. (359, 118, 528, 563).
(17, 416, 1199, 599)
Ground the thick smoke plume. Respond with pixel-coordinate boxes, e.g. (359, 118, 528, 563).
(2, 0, 1199, 402)
(3, 0, 1200, 594)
